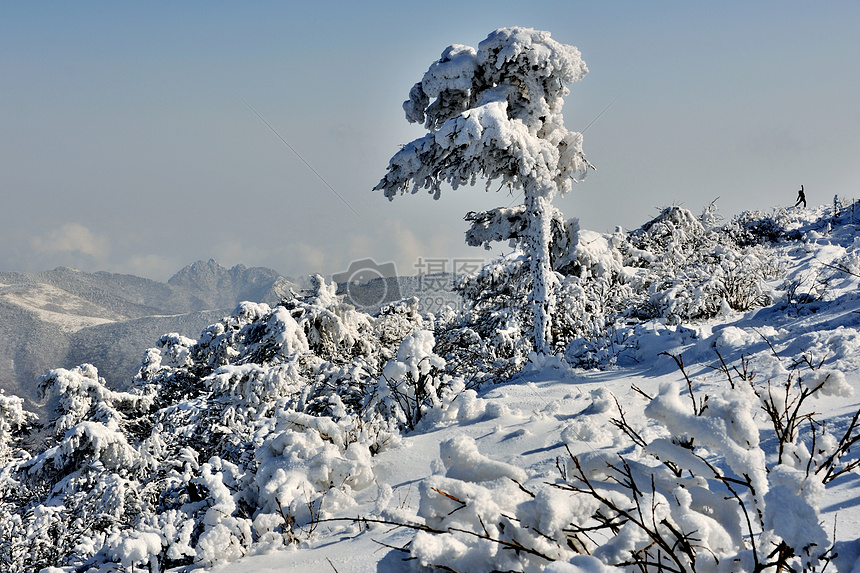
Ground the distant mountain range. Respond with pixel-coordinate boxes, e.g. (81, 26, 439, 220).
(0, 260, 297, 410)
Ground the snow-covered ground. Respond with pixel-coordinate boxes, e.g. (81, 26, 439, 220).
(209, 205, 860, 572)
(0, 283, 118, 332)
(6, 203, 860, 573)
(213, 368, 860, 572)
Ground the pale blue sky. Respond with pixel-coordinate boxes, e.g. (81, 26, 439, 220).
(2, 1, 859, 281)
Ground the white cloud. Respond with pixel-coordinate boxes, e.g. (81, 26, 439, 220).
(294, 243, 329, 274)
(32, 223, 110, 260)
(115, 254, 182, 281)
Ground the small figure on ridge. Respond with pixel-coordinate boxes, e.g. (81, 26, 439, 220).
(795, 185, 806, 208)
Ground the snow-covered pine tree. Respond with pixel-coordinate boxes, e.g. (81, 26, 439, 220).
(0, 390, 36, 464)
(449, 204, 586, 369)
(374, 27, 591, 354)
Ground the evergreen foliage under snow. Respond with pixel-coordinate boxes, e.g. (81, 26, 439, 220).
(3, 200, 860, 572)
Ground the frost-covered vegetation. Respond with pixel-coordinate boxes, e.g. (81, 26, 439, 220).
(456, 201, 785, 371)
(375, 27, 591, 354)
(3, 197, 860, 572)
(4, 25, 860, 573)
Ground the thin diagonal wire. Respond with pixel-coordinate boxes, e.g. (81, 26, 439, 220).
(235, 91, 367, 223)
(580, 91, 623, 135)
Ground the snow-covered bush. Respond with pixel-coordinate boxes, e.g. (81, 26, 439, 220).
(0, 365, 153, 571)
(625, 206, 780, 322)
(398, 351, 856, 573)
(406, 435, 552, 573)
(0, 277, 430, 571)
(552, 355, 854, 573)
(443, 252, 534, 378)
(39, 363, 156, 436)
(454, 203, 782, 370)
(0, 390, 36, 463)
(556, 205, 782, 367)
(554, 228, 631, 366)
(372, 329, 448, 430)
(724, 208, 794, 247)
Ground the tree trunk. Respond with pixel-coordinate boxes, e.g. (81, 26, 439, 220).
(524, 190, 557, 354)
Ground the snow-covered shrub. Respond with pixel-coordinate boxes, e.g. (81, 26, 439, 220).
(724, 208, 794, 246)
(0, 390, 36, 463)
(372, 330, 448, 430)
(623, 206, 780, 324)
(640, 247, 777, 322)
(555, 228, 632, 366)
(556, 205, 779, 366)
(38, 363, 156, 438)
(373, 297, 426, 352)
(747, 353, 857, 482)
(554, 359, 851, 573)
(250, 410, 377, 546)
(406, 435, 554, 573)
(0, 365, 155, 571)
(0, 276, 433, 571)
(627, 205, 708, 257)
(456, 204, 781, 370)
(780, 228, 860, 309)
(443, 252, 533, 378)
(296, 297, 427, 420)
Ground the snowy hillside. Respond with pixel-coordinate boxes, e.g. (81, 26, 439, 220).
(3, 202, 860, 572)
(211, 203, 860, 573)
(0, 261, 296, 410)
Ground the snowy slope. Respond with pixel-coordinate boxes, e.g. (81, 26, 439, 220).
(0, 261, 297, 410)
(209, 205, 860, 573)
(212, 364, 860, 572)
(0, 283, 119, 332)
(7, 204, 860, 573)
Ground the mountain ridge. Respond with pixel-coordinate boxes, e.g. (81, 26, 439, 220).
(0, 260, 298, 409)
